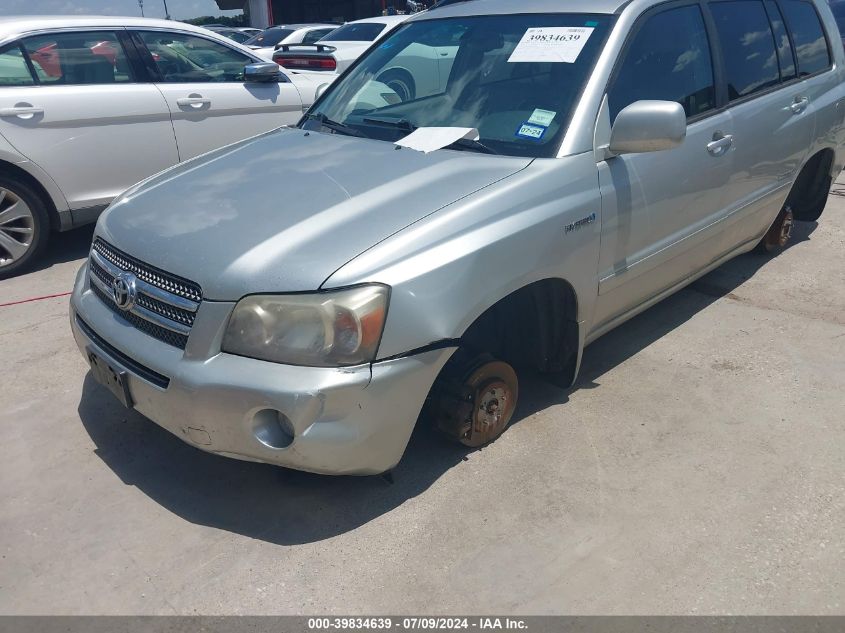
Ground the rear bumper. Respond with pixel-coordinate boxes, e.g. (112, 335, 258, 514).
(70, 264, 454, 475)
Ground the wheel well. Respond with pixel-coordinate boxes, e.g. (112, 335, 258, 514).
(459, 278, 580, 381)
(376, 67, 416, 98)
(0, 160, 60, 231)
(786, 149, 835, 220)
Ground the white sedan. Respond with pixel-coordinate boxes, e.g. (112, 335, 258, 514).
(273, 16, 408, 74)
(244, 23, 338, 60)
(274, 15, 457, 104)
(0, 16, 328, 277)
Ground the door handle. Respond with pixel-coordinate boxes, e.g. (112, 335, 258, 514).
(176, 97, 211, 107)
(0, 106, 44, 118)
(707, 133, 733, 156)
(790, 97, 809, 114)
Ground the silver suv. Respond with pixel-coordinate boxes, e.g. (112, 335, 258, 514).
(71, 0, 845, 475)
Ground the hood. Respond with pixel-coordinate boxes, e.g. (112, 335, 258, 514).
(97, 128, 531, 301)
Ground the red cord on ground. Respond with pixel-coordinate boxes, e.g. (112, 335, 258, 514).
(0, 291, 72, 308)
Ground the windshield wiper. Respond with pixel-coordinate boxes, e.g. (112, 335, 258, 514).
(304, 112, 368, 138)
(362, 116, 417, 133)
(446, 137, 500, 155)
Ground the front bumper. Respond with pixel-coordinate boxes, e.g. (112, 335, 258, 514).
(70, 264, 454, 475)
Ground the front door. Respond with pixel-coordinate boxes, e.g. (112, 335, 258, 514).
(0, 30, 177, 211)
(592, 3, 735, 332)
(135, 30, 306, 161)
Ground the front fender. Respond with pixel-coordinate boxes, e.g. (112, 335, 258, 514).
(323, 153, 602, 360)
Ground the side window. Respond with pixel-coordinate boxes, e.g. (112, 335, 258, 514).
(780, 0, 831, 76)
(0, 44, 35, 86)
(138, 31, 251, 82)
(710, 1, 780, 100)
(21, 32, 133, 85)
(609, 5, 716, 121)
(765, 0, 797, 81)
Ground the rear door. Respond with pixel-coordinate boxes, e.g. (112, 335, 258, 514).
(593, 3, 735, 329)
(0, 30, 177, 212)
(134, 30, 306, 161)
(706, 0, 818, 247)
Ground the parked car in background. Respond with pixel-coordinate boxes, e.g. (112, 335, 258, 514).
(234, 26, 261, 37)
(0, 16, 327, 277)
(70, 0, 844, 475)
(244, 24, 338, 59)
(273, 16, 407, 74)
(204, 26, 254, 44)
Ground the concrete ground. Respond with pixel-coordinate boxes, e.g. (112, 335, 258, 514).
(1, 188, 843, 616)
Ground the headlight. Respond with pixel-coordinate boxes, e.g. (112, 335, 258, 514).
(222, 285, 389, 367)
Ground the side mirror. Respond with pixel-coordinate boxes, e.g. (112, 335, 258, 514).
(609, 100, 686, 155)
(244, 62, 284, 83)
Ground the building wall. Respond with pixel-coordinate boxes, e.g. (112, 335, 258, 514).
(249, 0, 272, 28)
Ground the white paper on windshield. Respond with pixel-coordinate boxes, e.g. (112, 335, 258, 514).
(508, 27, 594, 63)
(395, 127, 480, 153)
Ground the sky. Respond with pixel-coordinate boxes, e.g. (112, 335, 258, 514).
(7, 0, 243, 20)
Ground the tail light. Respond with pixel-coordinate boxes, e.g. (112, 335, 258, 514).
(274, 56, 337, 71)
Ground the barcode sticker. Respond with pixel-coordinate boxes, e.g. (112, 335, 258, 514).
(508, 27, 594, 63)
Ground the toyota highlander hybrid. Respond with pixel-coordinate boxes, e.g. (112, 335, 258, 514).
(71, 0, 844, 475)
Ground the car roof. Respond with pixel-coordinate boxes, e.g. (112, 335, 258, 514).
(346, 15, 408, 26)
(270, 23, 337, 30)
(0, 15, 224, 42)
(418, 0, 633, 18)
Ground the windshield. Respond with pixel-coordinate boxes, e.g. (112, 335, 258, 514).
(320, 22, 387, 42)
(245, 28, 295, 47)
(304, 14, 612, 158)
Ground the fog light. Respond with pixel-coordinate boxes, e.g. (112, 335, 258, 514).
(252, 409, 294, 449)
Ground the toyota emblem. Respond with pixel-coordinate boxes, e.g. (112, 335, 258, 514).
(111, 272, 138, 311)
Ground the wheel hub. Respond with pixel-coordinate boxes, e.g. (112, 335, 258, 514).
(428, 357, 520, 448)
(0, 186, 35, 268)
(762, 205, 794, 252)
(778, 207, 794, 247)
(474, 380, 511, 436)
(461, 361, 519, 448)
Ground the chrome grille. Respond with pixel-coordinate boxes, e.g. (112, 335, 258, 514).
(91, 283, 190, 349)
(88, 238, 202, 350)
(92, 238, 202, 303)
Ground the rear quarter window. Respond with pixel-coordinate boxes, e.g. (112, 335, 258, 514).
(781, 0, 831, 75)
(710, 0, 780, 100)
